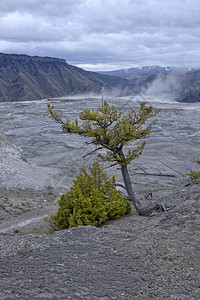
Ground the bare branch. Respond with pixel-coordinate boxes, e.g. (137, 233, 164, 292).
(161, 162, 185, 177)
(85, 141, 95, 145)
(144, 190, 153, 200)
(104, 162, 118, 169)
(130, 172, 176, 177)
(82, 147, 103, 158)
(138, 201, 167, 216)
(114, 183, 126, 190)
(136, 165, 147, 173)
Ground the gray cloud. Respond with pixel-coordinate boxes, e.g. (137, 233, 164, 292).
(0, 0, 200, 71)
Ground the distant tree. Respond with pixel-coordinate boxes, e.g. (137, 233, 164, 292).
(48, 101, 166, 216)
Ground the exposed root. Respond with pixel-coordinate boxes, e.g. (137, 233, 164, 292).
(137, 201, 167, 216)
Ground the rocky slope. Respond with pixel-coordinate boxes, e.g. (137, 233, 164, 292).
(0, 127, 200, 299)
(176, 70, 200, 103)
(0, 53, 133, 102)
(0, 182, 200, 299)
(143, 71, 200, 103)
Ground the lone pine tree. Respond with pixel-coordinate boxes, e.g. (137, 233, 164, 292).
(48, 101, 166, 216)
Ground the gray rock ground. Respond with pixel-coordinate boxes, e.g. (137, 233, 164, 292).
(0, 96, 200, 299)
(0, 183, 200, 299)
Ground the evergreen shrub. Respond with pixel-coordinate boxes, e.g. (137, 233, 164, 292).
(187, 170, 200, 182)
(44, 161, 131, 232)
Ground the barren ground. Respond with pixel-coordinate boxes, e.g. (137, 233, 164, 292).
(0, 96, 200, 299)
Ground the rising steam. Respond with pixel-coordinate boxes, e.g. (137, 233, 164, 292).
(142, 72, 186, 100)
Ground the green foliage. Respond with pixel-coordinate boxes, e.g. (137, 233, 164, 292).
(44, 161, 131, 232)
(187, 170, 200, 182)
(48, 101, 159, 166)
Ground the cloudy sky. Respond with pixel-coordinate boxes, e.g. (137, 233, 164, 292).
(0, 0, 200, 71)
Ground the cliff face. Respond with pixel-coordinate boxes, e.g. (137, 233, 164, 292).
(0, 53, 111, 101)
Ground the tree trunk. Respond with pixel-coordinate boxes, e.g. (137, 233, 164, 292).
(118, 150, 165, 216)
(120, 163, 142, 210)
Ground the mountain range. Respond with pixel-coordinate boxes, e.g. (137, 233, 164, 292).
(0, 53, 200, 103)
(99, 65, 200, 78)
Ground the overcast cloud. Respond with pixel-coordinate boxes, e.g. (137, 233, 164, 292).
(0, 0, 200, 71)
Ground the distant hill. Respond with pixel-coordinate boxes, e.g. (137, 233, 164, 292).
(138, 71, 200, 103)
(0, 53, 133, 102)
(0, 54, 200, 103)
(100, 66, 200, 103)
(175, 71, 200, 103)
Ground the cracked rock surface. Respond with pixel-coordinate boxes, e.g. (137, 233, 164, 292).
(1, 182, 200, 300)
(0, 97, 200, 299)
